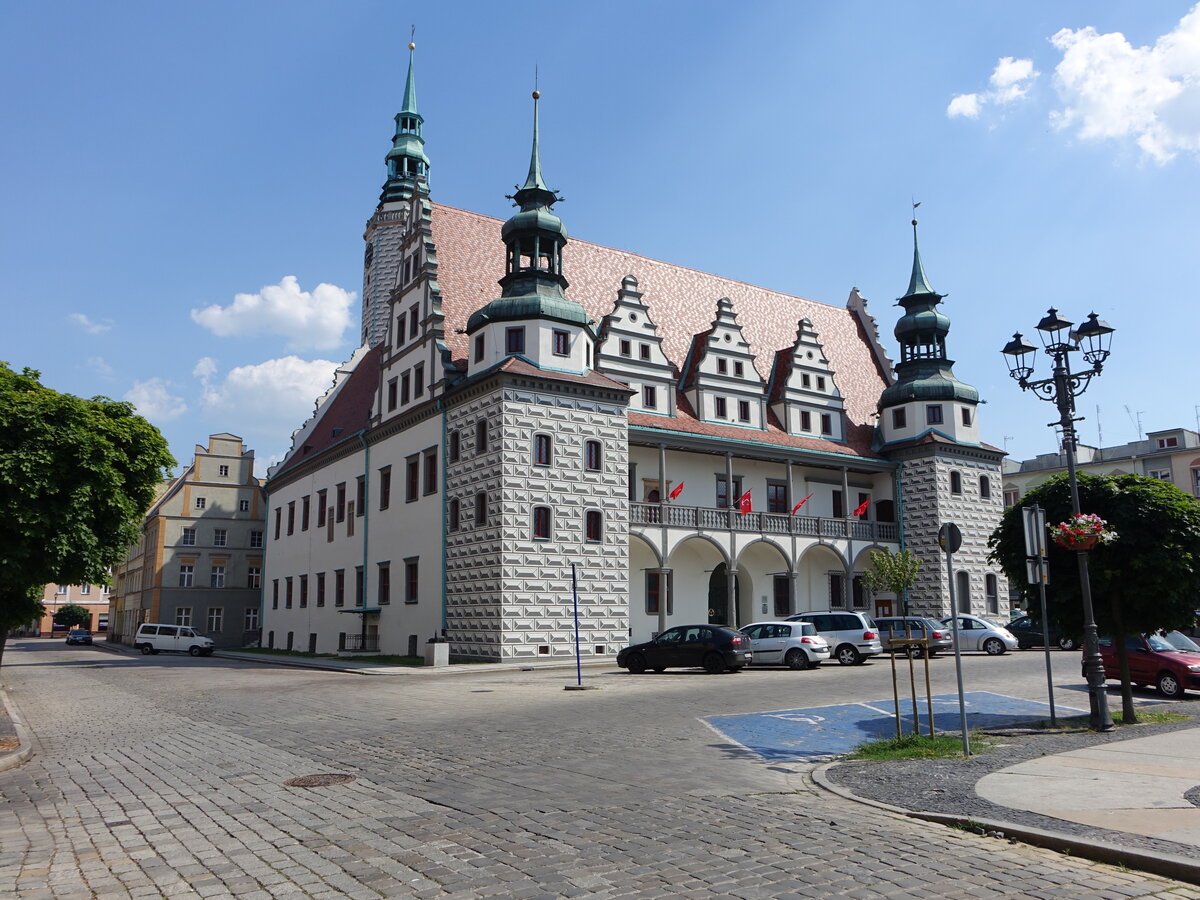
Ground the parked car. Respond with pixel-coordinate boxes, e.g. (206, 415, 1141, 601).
(134, 623, 215, 657)
(65, 629, 93, 646)
(617, 624, 752, 674)
(874, 617, 953, 659)
(1160, 630, 1200, 652)
(939, 615, 1018, 655)
(1095, 633, 1200, 698)
(1007, 614, 1078, 651)
(740, 621, 830, 669)
(785, 611, 883, 666)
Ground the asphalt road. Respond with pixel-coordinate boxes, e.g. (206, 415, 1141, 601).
(1, 639, 1194, 899)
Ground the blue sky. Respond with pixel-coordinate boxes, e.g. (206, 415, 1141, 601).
(3, 1, 1199, 475)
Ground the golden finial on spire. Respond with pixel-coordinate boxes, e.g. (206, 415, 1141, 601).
(409, 23, 416, 51)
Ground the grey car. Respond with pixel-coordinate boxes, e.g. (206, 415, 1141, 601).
(740, 621, 830, 669)
(875, 616, 954, 658)
(940, 614, 1018, 655)
(786, 611, 883, 666)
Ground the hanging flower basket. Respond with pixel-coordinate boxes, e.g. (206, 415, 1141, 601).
(1049, 513, 1117, 551)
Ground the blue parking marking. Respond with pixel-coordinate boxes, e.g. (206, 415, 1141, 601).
(703, 691, 1086, 760)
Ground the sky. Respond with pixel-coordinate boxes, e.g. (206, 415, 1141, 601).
(3, 1, 1199, 476)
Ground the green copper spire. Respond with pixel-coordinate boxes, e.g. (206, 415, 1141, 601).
(905, 218, 937, 297)
(512, 90, 559, 211)
(380, 41, 429, 204)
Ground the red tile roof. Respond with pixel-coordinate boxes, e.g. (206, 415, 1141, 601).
(431, 203, 891, 459)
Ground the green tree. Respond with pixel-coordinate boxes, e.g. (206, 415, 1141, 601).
(52, 604, 93, 629)
(0, 363, 174, 668)
(861, 547, 923, 598)
(989, 472, 1200, 722)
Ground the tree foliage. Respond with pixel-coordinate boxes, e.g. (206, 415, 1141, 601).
(0, 363, 174, 664)
(52, 604, 93, 629)
(862, 548, 923, 596)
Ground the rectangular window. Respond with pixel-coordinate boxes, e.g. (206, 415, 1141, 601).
(378, 563, 390, 605)
(801, 373, 811, 388)
(829, 572, 846, 608)
(1158, 437, 1179, 449)
(285, 577, 293, 608)
(553, 329, 569, 355)
(407, 457, 420, 502)
(1149, 469, 1172, 481)
(317, 490, 327, 527)
(892, 408, 907, 429)
(645, 571, 674, 615)
(506, 327, 526, 354)
(639, 343, 651, 361)
(926, 405, 944, 425)
(832, 490, 845, 518)
(773, 575, 791, 618)
(817, 376, 826, 391)
(534, 434, 552, 466)
(207, 607, 223, 633)
(585, 440, 602, 471)
(715, 476, 743, 508)
(245, 608, 259, 631)
(219, 465, 229, 477)
(195, 497, 206, 509)
(766, 481, 788, 514)
(210, 566, 225, 589)
(176, 607, 192, 627)
(449, 497, 460, 530)
(424, 449, 438, 494)
(717, 358, 727, 374)
(401, 372, 411, 404)
(293, 574, 304, 608)
(474, 334, 484, 362)
(356, 476, 366, 516)
(961, 407, 972, 427)
(449, 431, 460, 462)
(315, 572, 326, 607)
(387, 378, 398, 411)
(55, 585, 67, 595)
(734, 361, 744, 378)
(409, 305, 419, 337)
(642, 385, 657, 409)
(181, 527, 196, 546)
(213, 528, 226, 547)
(414, 364, 424, 397)
(714, 397, 727, 418)
(586, 510, 603, 542)
(336, 483, 346, 522)
(80, 584, 90, 595)
(301, 495, 310, 530)
(287, 501, 295, 535)
(247, 566, 261, 589)
(533, 506, 551, 540)
(396, 315, 406, 345)
(475, 491, 488, 526)
(820, 413, 833, 436)
(334, 569, 345, 607)
(239, 499, 250, 512)
(619, 339, 631, 357)
(800, 410, 812, 431)
(476, 420, 488, 452)
(179, 565, 194, 588)
(737, 400, 751, 422)
(272, 580, 279, 609)
(379, 467, 391, 509)
(354, 567, 364, 607)
(1003, 489, 1020, 507)
(405, 559, 419, 604)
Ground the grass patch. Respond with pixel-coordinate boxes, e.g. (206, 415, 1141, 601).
(341, 654, 425, 666)
(234, 647, 337, 659)
(849, 732, 988, 760)
(1035, 709, 1191, 730)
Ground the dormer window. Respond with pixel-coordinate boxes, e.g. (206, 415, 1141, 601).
(409, 305, 418, 337)
(734, 361, 744, 378)
(892, 408, 906, 429)
(817, 376, 826, 391)
(717, 358, 727, 374)
(474, 334, 485, 362)
(643, 385, 657, 409)
(553, 330, 569, 355)
(821, 413, 833, 436)
(620, 339, 631, 357)
(802, 373, 811, 388)
(506, 327, 525, 354)
(737, 401, 751, 423)
(714, 397, 727, 418)
(961, 407, 972, 427)
(927, 405, 944, 425)
(800, 411, 812, 431)
(639, 343, 650, 361)
(1158, 436, 1179, 449)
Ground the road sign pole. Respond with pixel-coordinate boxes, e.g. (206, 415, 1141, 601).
(1023, 504, 1057, 726)
(939, 522, 970, 757)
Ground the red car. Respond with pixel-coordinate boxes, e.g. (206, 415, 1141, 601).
(1094, 632, 1200, 698)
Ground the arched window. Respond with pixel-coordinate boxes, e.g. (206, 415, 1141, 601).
(475, 491, 488, 526)
(979, 475, 991, 500)
(585, 440, 602, 471)
(449, 498, 460, 531)
(532, 506, 551, 540)
(950, 470, 962, 494)
(985, 573, 999, 615)
(585, 510, 603, 542)
(534, 434, 552, 466)
(955, 570, 970, 614)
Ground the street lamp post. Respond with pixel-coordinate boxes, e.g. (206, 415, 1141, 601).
(1002, 309, 1115, 732)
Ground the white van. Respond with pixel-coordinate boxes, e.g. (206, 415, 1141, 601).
(134, 623, 215, 657)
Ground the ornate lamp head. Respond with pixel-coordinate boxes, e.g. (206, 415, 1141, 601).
(1001, 332, 1037, 383)
(1074, 312, 1115, 368)
(1035, 308, 1076, 354)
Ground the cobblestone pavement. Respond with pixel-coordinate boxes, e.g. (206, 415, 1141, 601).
(2, 640, 1198, 899)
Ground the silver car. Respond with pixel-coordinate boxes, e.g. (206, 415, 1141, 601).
(740, 621, 830, 669)
(940, 614, 1019, 655)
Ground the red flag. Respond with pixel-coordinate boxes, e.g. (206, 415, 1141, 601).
(790, 493, 813, 516)
(852, 498, 871, 517)
(738, 490, 752, 515)
(668, 481, 684, 500)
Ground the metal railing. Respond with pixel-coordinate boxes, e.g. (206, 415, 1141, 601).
(341, 634, 380, 653)
(630, 501, 899, 543)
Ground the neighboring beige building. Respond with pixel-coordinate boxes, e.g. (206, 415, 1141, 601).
(110, 433, 266, 650)
(1003, 427, 1200, 506)
(17, 582, 113, 637)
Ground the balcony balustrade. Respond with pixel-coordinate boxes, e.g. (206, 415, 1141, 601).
(630, 501, 899, 543)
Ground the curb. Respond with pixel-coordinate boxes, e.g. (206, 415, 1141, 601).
(811, 761, 1200, 888)
(0, 687, 33, 773)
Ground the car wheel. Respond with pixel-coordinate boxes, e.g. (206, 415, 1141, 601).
(983, 638, 1006, 656)
(784, 648, 806, 670)
(189, 646, 203, 657)
(1057, 636, 1078, 651)
(835, 645, 861, 666)
(140, 644, 153, 655)
(703, 652, 727, 674)
(626, 653, 647, 674)
(652, 667, 665, 673)
(1157, 671, 1184, 699)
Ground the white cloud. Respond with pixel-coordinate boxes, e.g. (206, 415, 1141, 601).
(1049, 6, 1200, 163)
(86, 356, 113, 377)
(199, 356, 340, 437)
(190, 276, 356, 351)
(69, 313, 112, 334)
(947, 56, 1039, 118)
(192, 357, 217, 380)
(124, 378, 187, 423)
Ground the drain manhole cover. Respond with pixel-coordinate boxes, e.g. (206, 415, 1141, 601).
(284, 773, 356, 788)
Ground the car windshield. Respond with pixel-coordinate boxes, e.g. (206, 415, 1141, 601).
(1159, 631, 1200, 652)
(1145, 634, 1175, 652)
(982, 619, 1008, 630)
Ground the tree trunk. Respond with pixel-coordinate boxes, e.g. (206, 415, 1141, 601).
(0, 629, 8, 672)
(1110, 596, 1136, 724)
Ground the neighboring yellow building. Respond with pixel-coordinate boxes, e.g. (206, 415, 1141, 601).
(1002, 427, 1200, 506)
(19, 582, 114, 637)
(110, 434, 266, 650)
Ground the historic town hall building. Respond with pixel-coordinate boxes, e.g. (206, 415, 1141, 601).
(262, 48, 1006, 660)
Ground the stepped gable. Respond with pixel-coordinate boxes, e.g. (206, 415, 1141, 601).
(430, 203, 890, 431)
